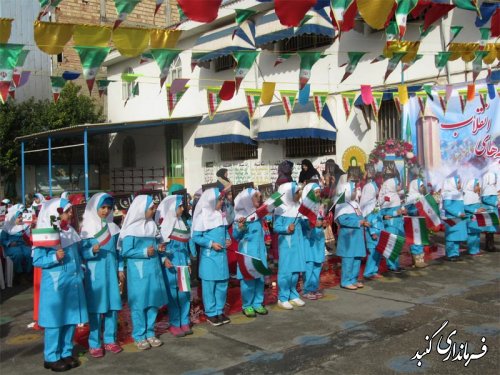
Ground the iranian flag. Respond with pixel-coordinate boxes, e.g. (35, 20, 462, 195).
(395, 0, 419, 39)
(475, 213, 500, 227)
(170, 228, 190, 243)
(0, 43, 24, 104)
(298, 52, 323, 90)
(32, 228, 61, 248)
(280, 90, 297, 121)
(341, 92, 357, 118)
(167, 85, 188, 117)
(176, 266, 191, 292)
(113, 0, 142, 30)
(233, 51, 259, 92)
(404, 216, 430, 245)
(442, 218, 461, 227)
(50, 76, 66, 103)
(207, 87, 222, 120)
(415, 194, 441, 231)
(95, 224, 111, 247)
(236, 252, 271, 280)
(74, 46, 111, 94)
(312, 91, 328, 119)
(340, 52, 366, 83)
(244, 89, 261, 121)
(256, 192, 284, 219)
(299, 189, 320, 227)
(375, 231, 405, 262)
(151, 49, 181, 89)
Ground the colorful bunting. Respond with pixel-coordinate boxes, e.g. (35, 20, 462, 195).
(233, 51, 259, 92)
(244, 89, 261, 122)
(140, 52, 154, 65)
(177, 0, 222, 23)
(0, 18, 13, 43)
(477, 88, 487, 109)
(0, 44, 24, 104)
(340, 52, 366, 83)
(423, 3, 456, 31)
(437, 90, 447, 113)
(423, 85, 434, 101)
(385, 21, 399, 44)
(453, 0, 480, 16)
(73, 24, 112, 47)
(467, 84, 475, 102)
(170, 78, 189, 95)
(150, 49, 181, 88)
(261, 82, 275, 105)
(447, 26, 464, 47)
(435, 52, 452, 77)
(331, 0, 355, 30)
(298, 84, 310, 105)
(11, 50, 30, 88)
(34, 21, 74, 55)
(97, 79, 112, 98)
(207, 87, 222, 120)
(402, 54, 423, 72)
(321, 102, 336, 129)
(61, 71, 80, 81)
(150, 29, 182, 49)
(371, 54, 386, 64)
(275, 0, 316, 27)
(38, 0, 63, 19)
(372, 92, 383, 117)
(415, 92, 428, 114)
(219, 80, 236, 101)
(313, 91, 328, 119)
(341, 92, 357, 118)
(395, 0, 419, 39)
(384, 52, 406, 81)
(235, 9, 257, 25)
(357, 0, 397, 30)
(458, 89, 467, 113)
(298, 52, 323, 89)
(167, 84, 188, 117)
(398, 84, 409, 105)
(50, 76, 66, 103)
(419, 24, 435, 38)
(331, 0, 357, 33)
(280, 90, 298, 121)
(492, 8, 500, 38)
(112, 26, 150, 57)
(74, 46, 111, 94)
(274, 53, 293, 67)
(360, 85, 374, 106)
(113, 0, 142, 30)
(472, 50, 488, 82)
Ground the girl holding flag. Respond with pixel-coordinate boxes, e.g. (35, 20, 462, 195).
(1, 205, 33, 276)
(378, 178, 406, 273)
(192, 188, 231, 326)
(232, 188, 270, 317)
(463, 179, 486, 256)
(301, 183, 326, 300)
(80, 193, 123, 357)
(481, 172, 499, 251)
(442, 176, 467, 261)
(32, 198, 87, 372)
(335, 182, 369, 290)
(273, 182, 307, 309)
(156, 195, 193, 337)
(405, 179, 429, 268)
(360, 177, 384, 280)
(119, 195, 167, 350)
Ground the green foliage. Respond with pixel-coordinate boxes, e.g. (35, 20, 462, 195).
(0, 83, 104, 197)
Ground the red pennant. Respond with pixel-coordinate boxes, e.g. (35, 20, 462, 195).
(492, 8, 500, 38)
(8, 89, 15, 99)
(113, 19, 123, 30)
(12, 73, 21, 88)
(86, 79, 95, 94)
(177, 0, 222, 23)
(219, 80, 236, 101)
(53, 92, 60, 103)
(331, 2, 357, 33)
(424, 3, 455, 31)
(98, 89, 105, 98)
(275, 0, 316, 27)
(0, 81, 10, 103)
(410, 0, 431, 18)
(384, 2, 398, 29)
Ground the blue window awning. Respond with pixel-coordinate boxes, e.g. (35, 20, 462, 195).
(192, 21, 256, 64)
(255, 8, 334, 47)
(256, 101, 336, 141)
(194, 110, 257, 146)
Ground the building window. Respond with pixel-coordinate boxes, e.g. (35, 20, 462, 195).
(167, 57, 182, 85)
(122, 136, 136, 168)
(377, 99, 401, 141)
(278, 34, 333, 52)
(285, 139, 336, 158)
(220, 143, 258, 161)
(214, 55, 235, 72)
(122, 67, 134, 101)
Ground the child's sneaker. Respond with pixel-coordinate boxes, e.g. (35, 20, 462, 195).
(181, 324, 193, 335)
(218, 314, 231, 324)
(89, 348, 104, 358)
(254, 306, 268, 315)
(290, 298, 306, 307)
(314, 291, 324, 298)
(146, 337, 163, 347)
(302, 292, 318, 300)
(277, 300, 293, 310)
(104, 343, 123, 354)
(206, 316, 222, 326)
(169, 326, 186, 338)
(135, 340, 151, 350)
(242, 307, 256, 318)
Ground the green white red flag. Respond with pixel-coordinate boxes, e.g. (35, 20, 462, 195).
(0, 43, 24, 104)
(74, 46, 111, 94)
(207, 87, 222, 120)
(340, 52, 366, 83)
(167, 85, 188, 117)
(341, 92, 357, 118)
(256, 192, 284, 219)
(233, 51, 259, 92)
(236, 252, 271, 280)
(244, 89, 261, 122)
(395, 0, 419, 39)
(475, 213, 499, 227)
(150, 49, 181, 89)
(113, 0, 142, 30)
(280, 90, 297, 121)
(298, 52, 323, 89)
(375, 231, 405, 262)
(313, 91, 328, 119)
(176, 266, 191, 292)
(415, 194, 441, 231)
(299, 189, 320, 227)
(32, 228, 61, 248)
(50, 76, 66, 103)
(404, 216, 430, 245)
(94, 224, 111, 247)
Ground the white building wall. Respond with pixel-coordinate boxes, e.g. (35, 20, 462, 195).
(105, 2, 492, 193)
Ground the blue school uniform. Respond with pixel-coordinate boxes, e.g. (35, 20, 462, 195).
(1, 229, 32, 273)
(464, 203, 483, 255)
(443, 199, 468, 258)
(302, 224, 325, 294)
(380, 206, 404, 270)
(363, 211, 383, 278)
(193, 225, 229, 318)
(273, 216, 307, 302)
(82, 233, 123, 348)
(336, 212, 366, 287)
(406, 203, 425, 256)
(481, 195, 499, 233)
(232, 219, 268, 310)
(121, 235, 167, 342)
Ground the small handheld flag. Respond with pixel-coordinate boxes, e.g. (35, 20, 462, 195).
(255, 192, 284, 219)
(95, 224, 112, 247)
(236, 252, 272, 280)
(31, 228, 61, 248)
(299, 189, 320, 227)
(474, 213, 499, 227)
(375, 231, 405, 262)
(176, 266, 191, 292)
(403, 216, 430, 246)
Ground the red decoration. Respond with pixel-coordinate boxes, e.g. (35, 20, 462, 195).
(492, 8, 500, 38)
(369, 139, 420, 171)
(423, 3, 456, 31)
(177, 0, 222, 23)
(331, 2, 358, 33)
(275, 0, 316, 27)
(219, 80, 236, 101)
(410, 0, 432, 19)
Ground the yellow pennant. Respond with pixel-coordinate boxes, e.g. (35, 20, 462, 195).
(357, 0, 397, 30)
(398, 84, 409, 105)
(261, 82, 276, 105)
(74, 25, 112, 47)
(150, 29, 182, 49)
(112, 26, 150, 57)
(0, 18, 13, 43)
(34, 21, 75, 55)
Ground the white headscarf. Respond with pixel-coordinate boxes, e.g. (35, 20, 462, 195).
(61, 191, 70, 200)
(463, 178, 480, 205)
(234, 188, 259, 221)
(191, 188, 225, 234)
(360, 181, 378, 217)
(442, 176, 463, 201)
(36, 198, 80, 248)
(31, 193, 46, 208)
(481, 172, 498, 197)
(335, 182, 362, 220)
(3, 205, 27, 235)
(156, 195, 186, 242)
(406, 178, 424, 206)
(379, 178, 401, 208)
(274, 182, 301, 218)
(118, 195, 157, 249)
(80, 193, 120, 240)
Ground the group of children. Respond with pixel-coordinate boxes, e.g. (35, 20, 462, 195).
(0, 168, 498, 372)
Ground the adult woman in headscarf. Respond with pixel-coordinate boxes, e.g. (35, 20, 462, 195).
(192, 188, 231, 326)
(360, 174, 384, 280)
(156, 195, 193, 337)
(276, 160, 294, 187)
(298, 159, 321, 184)
(80, 193, 123, 357)
(463, 179, 486, 256)
(232, 188, 269, 317)
(335, 182, 369, 290)
(442, 176, 467, 261)
(216, 168, 232, 192)
(1, 205, 32, 277)
(322, 159, 344, 208)
(273, 182, 306, 310)
(119, 195, 167, 350)
(32, 198, 87, 372)
(378, 178, 406, 273)
(481, 172, 499, 251)
(405, 179, 429, 268)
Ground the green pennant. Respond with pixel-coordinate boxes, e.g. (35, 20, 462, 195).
(405, 113, 412, 142)
(446, 26, 463, 46)
(274, 53, 294, 67)
(472, 50, 489, 82)
(114, 0, 142, 29)
(457, 89, 468, 113)
(403, 54, 423, 72)
(331, 0, 355, 29)
(477, 88, 488, 108)
(150, 48, 181, 88)
(453, 0, 480, 15)
(234, 9, 257, 25)
(177, 4, 187, 21)
(384, 52, 406, 81)
(50, 76, 66, 103)
(233, 50, 259, 92)
(74, 46, 111, 94)
(298, 14, 314, 28)
(0, 43, 24, 104)
(372, 92, 384, 117)
(312, 91, 328, 119)
(437, 90, 447, 113)
(395, 0, 419, 39)
(167, 84, 189, 117)
(419, 24, 435, 38)
(423, 85, 434, 100)
(341, 52, 366, 82)
(341, 92, 357, 118)
(298, 52, 323, 90)
(207, 87, 222, 120)
(415, 92, 428, 114)
(11, 49, 30, 88)
(121, 72, 141, 83)
(280, 90, 298, 121)
(97, 79, 112, 97)
(244, 88, 261, 121)
(386, 21, 399, 43)
(435, 52, 452, 76)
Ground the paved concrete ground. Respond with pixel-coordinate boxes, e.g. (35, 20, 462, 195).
(1, 238, 499, 374)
